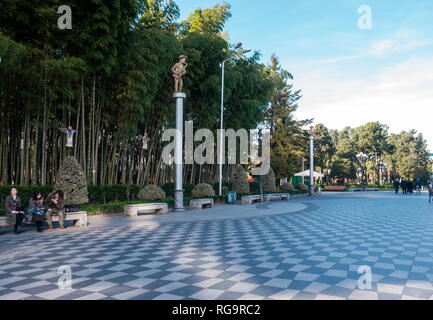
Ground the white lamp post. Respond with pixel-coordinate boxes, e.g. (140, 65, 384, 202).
(219, 44, 251, 196)
(309, 126, 315, 196)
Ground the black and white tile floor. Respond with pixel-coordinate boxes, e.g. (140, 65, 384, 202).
(1, 192, 433, 300)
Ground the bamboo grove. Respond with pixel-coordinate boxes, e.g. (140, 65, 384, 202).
(0, 1, 310, 186)
(1, 1, 430, 188)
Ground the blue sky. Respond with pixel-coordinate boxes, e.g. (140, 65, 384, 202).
(178, 0, 433, 149)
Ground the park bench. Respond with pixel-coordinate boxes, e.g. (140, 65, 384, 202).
(263, 193, 290, 202)
(349, 188, 364, 192)
(54, 211, 88, 227)
(124, 203, 168, 217)
(323, 186, 346, 192)
(189, 198, 214, 210)
(241, 195, 264, 205)
(0, 211, 88, 229)
(0, 217, 9, 228)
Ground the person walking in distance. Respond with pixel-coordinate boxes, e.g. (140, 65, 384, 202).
(401, 178, 407, 195)
(393, 179, 400, 194)
(428, 181, 433, 203)
(407, 179, 414, 195)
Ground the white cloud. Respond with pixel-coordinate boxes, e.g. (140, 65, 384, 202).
(292, 56, 433, 149)
(309, 29, 431, 65)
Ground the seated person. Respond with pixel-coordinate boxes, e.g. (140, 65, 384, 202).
(5, 187, 25, 234)
(45, 190, 66, 231)
(28, 192, 46, 233)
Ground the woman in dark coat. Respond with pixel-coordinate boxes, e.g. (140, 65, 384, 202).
(393, 179, 400, 194)
(4, 187, 25, 234)
(28, 192, 46, 233)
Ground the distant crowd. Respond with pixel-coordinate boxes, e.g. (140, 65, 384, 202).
(4, 187, 67, 235)
(393, 178, 433, 202)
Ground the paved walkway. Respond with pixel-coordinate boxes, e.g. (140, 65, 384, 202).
(1, 192, 433, 300)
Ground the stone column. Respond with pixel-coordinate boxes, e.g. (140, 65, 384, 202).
(173, 92, 186, 212)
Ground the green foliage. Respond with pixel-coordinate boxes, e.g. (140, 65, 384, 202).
(137, 185, 166, 201)
(385, 131, 430, 180)
(87, 185, 141, 203)
(231, 165, 250, 194)
(281, 182, 295, 192)
(181, 2, 231, 35)
(313, 123, 336, 171)
(330, 159, 357, 180)
(262, 167, 276, 193)
(162, 183, 195, 198)
(211, 182, 232, 195)
(265, 54, 311, 179)
(295, 183, 309, 191)
(249, 181, 260, 194)
(140, 0, 180, 32)
(191, 183, 215, 198)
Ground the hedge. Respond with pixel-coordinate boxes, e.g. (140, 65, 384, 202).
(0, 184, 307, 216)
(161, 183, 195, 198)
(81, 195, 225, 216)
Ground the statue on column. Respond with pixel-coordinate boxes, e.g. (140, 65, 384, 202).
(58, 126, 77, 148)
(172, 55, 188, 93)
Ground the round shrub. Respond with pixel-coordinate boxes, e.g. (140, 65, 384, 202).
(262, 167, 276, 193)
(281, 183, 295, 191)
(231, 165, 250, 194)
(137, 185, 166, 201)
(295, 183, 309, 191)
(191, 183, 215, 198)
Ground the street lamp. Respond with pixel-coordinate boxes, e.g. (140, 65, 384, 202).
(219, 45, 251, 196)
(308, 126, 315, 196)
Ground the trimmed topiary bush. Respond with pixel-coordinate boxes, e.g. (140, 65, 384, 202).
(55, 156, 89, 205)
(281, 182, 295, 192)
(231, 165, 250, 194)
(295, 183, 309, 191)
(262, 167, 276, 193)
(191, 183, 215, 198)
(137, 185, 166, 201)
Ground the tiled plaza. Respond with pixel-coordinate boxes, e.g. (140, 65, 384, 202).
(1, 192, 433, 300)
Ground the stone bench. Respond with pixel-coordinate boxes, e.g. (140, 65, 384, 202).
(241, 195, 264, 205)
(55, 211, 88, 227)
(124, 203, 168, 217)
(264, 193, 290, 202)
(0, 211, 88, 228)
(323, 186, 346, 192)
(190, 198, 214, 210)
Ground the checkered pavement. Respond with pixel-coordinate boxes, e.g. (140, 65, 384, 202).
(1, 193, 433, 300)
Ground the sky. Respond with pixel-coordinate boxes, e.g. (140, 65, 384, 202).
(178, 0, 433, 150)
